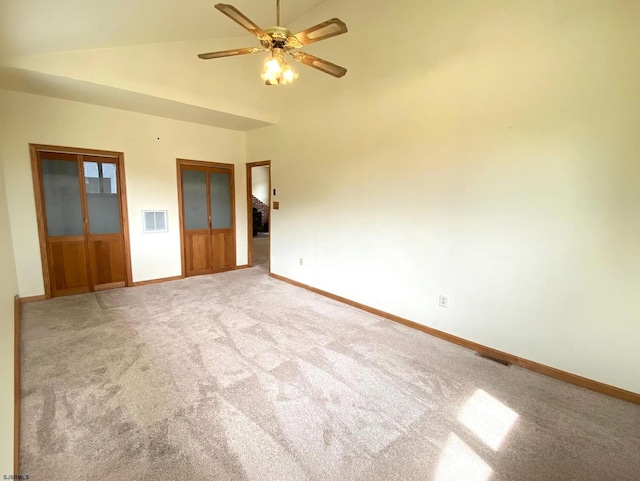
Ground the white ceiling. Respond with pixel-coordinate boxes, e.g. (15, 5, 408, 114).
(0, 0, 329, 57)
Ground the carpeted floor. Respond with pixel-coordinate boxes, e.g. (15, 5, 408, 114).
(20, 265, 640, 481)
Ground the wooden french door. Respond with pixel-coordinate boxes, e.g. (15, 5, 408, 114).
(31, 145, 131, 298)
(178, 160, 236, 277)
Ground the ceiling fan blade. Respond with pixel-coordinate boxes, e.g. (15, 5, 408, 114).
(198, 47, 266, 60)
(215, 3, 271, 43)
(289, 18, 348, 47)
(290, 52, 347, 78)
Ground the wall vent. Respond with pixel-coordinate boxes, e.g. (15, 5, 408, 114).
(142, 210, 168, 233)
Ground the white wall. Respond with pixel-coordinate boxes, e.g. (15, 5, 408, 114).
(0, 153, 19, 473)
(248, 0, 640, 393)
(0, 89, 249, 296)
(251, 166, 270, 204)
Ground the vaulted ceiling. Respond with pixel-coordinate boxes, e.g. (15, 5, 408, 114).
(0, 0, 329, 56)
(0, 0, 332, 130)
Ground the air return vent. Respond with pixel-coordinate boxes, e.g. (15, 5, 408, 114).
(142, 210, 168, 233)
(477, 352, 511, 366)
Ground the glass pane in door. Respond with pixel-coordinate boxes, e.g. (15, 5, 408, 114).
(210, 171, 232, 229)
(182, 169, 208, 230)
(84, 161, 121, 234)
(41, 158, 84, 236)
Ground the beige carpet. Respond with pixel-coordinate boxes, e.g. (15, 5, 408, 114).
(20, 266, 640, 481)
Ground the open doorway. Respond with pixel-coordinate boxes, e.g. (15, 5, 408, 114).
(246, 161, 271, 269)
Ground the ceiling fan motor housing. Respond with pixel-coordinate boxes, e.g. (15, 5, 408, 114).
(265, 26, 293, 50)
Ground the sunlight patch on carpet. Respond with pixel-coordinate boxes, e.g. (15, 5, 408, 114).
(434, 433, 493, 481)
(458, 389, 519, 451)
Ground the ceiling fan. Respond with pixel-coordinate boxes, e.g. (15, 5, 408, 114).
(198, 1, 348, 85)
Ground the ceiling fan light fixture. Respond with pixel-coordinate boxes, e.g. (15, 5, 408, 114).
(261, 49, 298, 85)
(282, 64, 298, 84)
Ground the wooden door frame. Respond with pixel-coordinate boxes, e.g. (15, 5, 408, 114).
(246, 160, 271, 267)
(29, 143, 133, 299)
(176, 158, 236, 278)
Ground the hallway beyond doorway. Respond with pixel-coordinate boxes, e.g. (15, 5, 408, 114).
(252, 234, 269, 268)
(246, 160, 271, 267)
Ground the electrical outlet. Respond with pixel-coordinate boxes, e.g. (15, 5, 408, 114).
(439, 295, 448, 308)
(299, 258, 304, 266)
